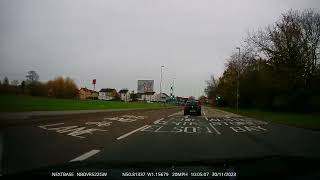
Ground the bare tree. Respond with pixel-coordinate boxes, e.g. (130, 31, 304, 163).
(204, 75, 219, 100)
(26, 70, 39, 82)
(3, 76, 9, 85)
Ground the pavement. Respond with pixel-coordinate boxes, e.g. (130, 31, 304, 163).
(1, 106, 320, 177)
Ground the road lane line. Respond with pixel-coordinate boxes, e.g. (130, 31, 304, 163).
(204, 116, 208, 121)
(70, 150, 100, 162)
(209, 123, 221, 135)
(116, 125, 149, 140)
(203, 112, 206, 115)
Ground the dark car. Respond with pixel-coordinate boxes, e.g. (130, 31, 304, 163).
(184, 100, 201, 116)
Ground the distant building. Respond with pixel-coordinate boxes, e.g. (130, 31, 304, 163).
(98, 88, 118, 100)
(154, 93, 169, 102)
(79, 88, 99, 100)
(140, 91, 156, 102)
(119, 89, 130, 102)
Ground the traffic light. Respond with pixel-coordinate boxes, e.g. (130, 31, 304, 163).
(215, 96, 221, 106)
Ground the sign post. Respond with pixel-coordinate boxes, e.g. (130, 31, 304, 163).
(92, 79, 96, 91)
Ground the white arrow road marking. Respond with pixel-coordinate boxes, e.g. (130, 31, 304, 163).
(70, 150, 100, 162)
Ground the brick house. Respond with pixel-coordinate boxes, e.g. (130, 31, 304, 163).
(79, 88, 99, 100)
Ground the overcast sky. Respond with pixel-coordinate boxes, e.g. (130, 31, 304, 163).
(0, 0, 319, 97)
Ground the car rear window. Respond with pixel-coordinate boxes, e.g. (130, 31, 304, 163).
(186, 101, 197, 105)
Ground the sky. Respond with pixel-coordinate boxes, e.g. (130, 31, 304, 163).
(0, 0, 319, 97)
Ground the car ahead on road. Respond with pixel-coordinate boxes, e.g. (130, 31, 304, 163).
(184, 100, 201, 116)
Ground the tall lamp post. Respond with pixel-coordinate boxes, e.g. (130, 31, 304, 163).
(236, 47, 240, 111)
(171, 77, 176, 97)
(160, 65, 164, 102)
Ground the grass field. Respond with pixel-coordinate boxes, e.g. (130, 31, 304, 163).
(220, 107, 320, 130)
(0, 95, 174, 112)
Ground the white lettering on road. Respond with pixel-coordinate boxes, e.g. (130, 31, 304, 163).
(184, 127, 197, 133)
(38, 123, 65, 129)
(86, 121, 112, 127)
(230, 126, 246, 133)
(48, 126, 79, 133)
(67, 128, 106, 138)
(39, 123, 107, 138)
(104, 115, 145, 123)
(171, 126, 183, 133)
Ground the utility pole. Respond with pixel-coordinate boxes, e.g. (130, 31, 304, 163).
(236, 47, 240, 111)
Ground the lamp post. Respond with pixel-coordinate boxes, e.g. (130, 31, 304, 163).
(160, 65, 164, 102)
(236, 47, 240, 111)
(172, 77, 176, 97)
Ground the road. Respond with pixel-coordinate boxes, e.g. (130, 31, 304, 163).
(1, 106, 320, 177)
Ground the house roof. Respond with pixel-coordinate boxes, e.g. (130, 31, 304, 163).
(161, 93, 169, 97)
(100, 88, 116, 92)
(144, 91, 155, 95)
(119, 89, 129, 93)
(80, 88, 98, 93)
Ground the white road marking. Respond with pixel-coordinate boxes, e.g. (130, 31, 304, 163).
(204, 116, 209, 121)
(153, 118, 164, 124)
(70, 150, 100, 162)
(116, 125, 149, 140)
(209, 123, 221, 135)
(203, 112, 206, 115)
(168, 111, 183, 117)
(38, 123, 65, 129)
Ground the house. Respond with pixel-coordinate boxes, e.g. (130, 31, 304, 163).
(140, 91, 156, 102)
(119, 89, 130, 102)
(154, 92, 169, 102)
(79, 88, 99, 100)
(98, 88, 118, 100)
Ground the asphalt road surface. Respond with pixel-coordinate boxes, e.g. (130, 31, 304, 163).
(1, 106, 320, 177)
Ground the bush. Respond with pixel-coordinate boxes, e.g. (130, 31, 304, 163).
(27, 81, 47, 96)
(46, 77, 78, 98)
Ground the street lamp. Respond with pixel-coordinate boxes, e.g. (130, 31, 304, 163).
(171, 77, 176, 97)
(160, 65, 164, 102)
(236, 47, 240, 111)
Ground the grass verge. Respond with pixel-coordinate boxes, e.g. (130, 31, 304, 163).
(0, 95, 174, 112)
(220, 107, 320, 130)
